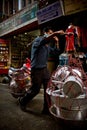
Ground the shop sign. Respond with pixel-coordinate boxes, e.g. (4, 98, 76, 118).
(0, 2, 38, 37)
(64, 0, 87, 15)
(36, 1, 64, 24)
(15, 4, 38, 26)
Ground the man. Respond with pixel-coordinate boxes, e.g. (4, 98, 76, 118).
(19, 27, 64, 114)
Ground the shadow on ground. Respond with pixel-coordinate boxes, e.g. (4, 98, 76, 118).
(0, 83, 87, 130)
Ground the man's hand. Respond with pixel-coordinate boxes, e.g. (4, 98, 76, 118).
(53, 36, 59, 42)
(53, 36, 59, 49)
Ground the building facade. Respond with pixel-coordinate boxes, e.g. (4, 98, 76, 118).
(0, 0, 87, 74)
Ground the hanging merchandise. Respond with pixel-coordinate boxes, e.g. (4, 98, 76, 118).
(65, 23, 80, 52)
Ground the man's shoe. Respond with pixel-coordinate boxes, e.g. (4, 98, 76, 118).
(19, 98, 26, 112)
(41, 109, 50, 115)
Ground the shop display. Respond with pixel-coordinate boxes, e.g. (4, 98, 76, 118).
(0, 39, 9, 74)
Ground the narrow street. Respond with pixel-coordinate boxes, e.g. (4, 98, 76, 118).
(0, 83, 86, 130)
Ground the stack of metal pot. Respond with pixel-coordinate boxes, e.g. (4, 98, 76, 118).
(46, 64, 87, 120)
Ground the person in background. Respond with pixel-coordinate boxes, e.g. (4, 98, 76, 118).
(19, 27, 64, 114)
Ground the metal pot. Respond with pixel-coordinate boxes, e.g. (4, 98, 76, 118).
(48, 88, 87, 110)
(56, 106, 87, 120)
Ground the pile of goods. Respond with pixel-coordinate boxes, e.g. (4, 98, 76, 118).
(9, 68, 31, 98)
(46, 53, 87, 120)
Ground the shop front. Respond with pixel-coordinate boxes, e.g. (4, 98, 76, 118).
(0, 39, 10, 75)
(0, 2, 39, 69)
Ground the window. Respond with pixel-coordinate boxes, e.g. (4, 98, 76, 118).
(22, 0, 26, 8)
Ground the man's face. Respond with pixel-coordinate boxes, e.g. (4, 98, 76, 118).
(44, 29, 53, 37)
(48, 29, 53, 35)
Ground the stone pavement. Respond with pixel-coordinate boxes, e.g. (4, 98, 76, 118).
(0, 83, 86, 130)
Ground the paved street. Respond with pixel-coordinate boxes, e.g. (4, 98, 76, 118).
(0, 83, 86, 130)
